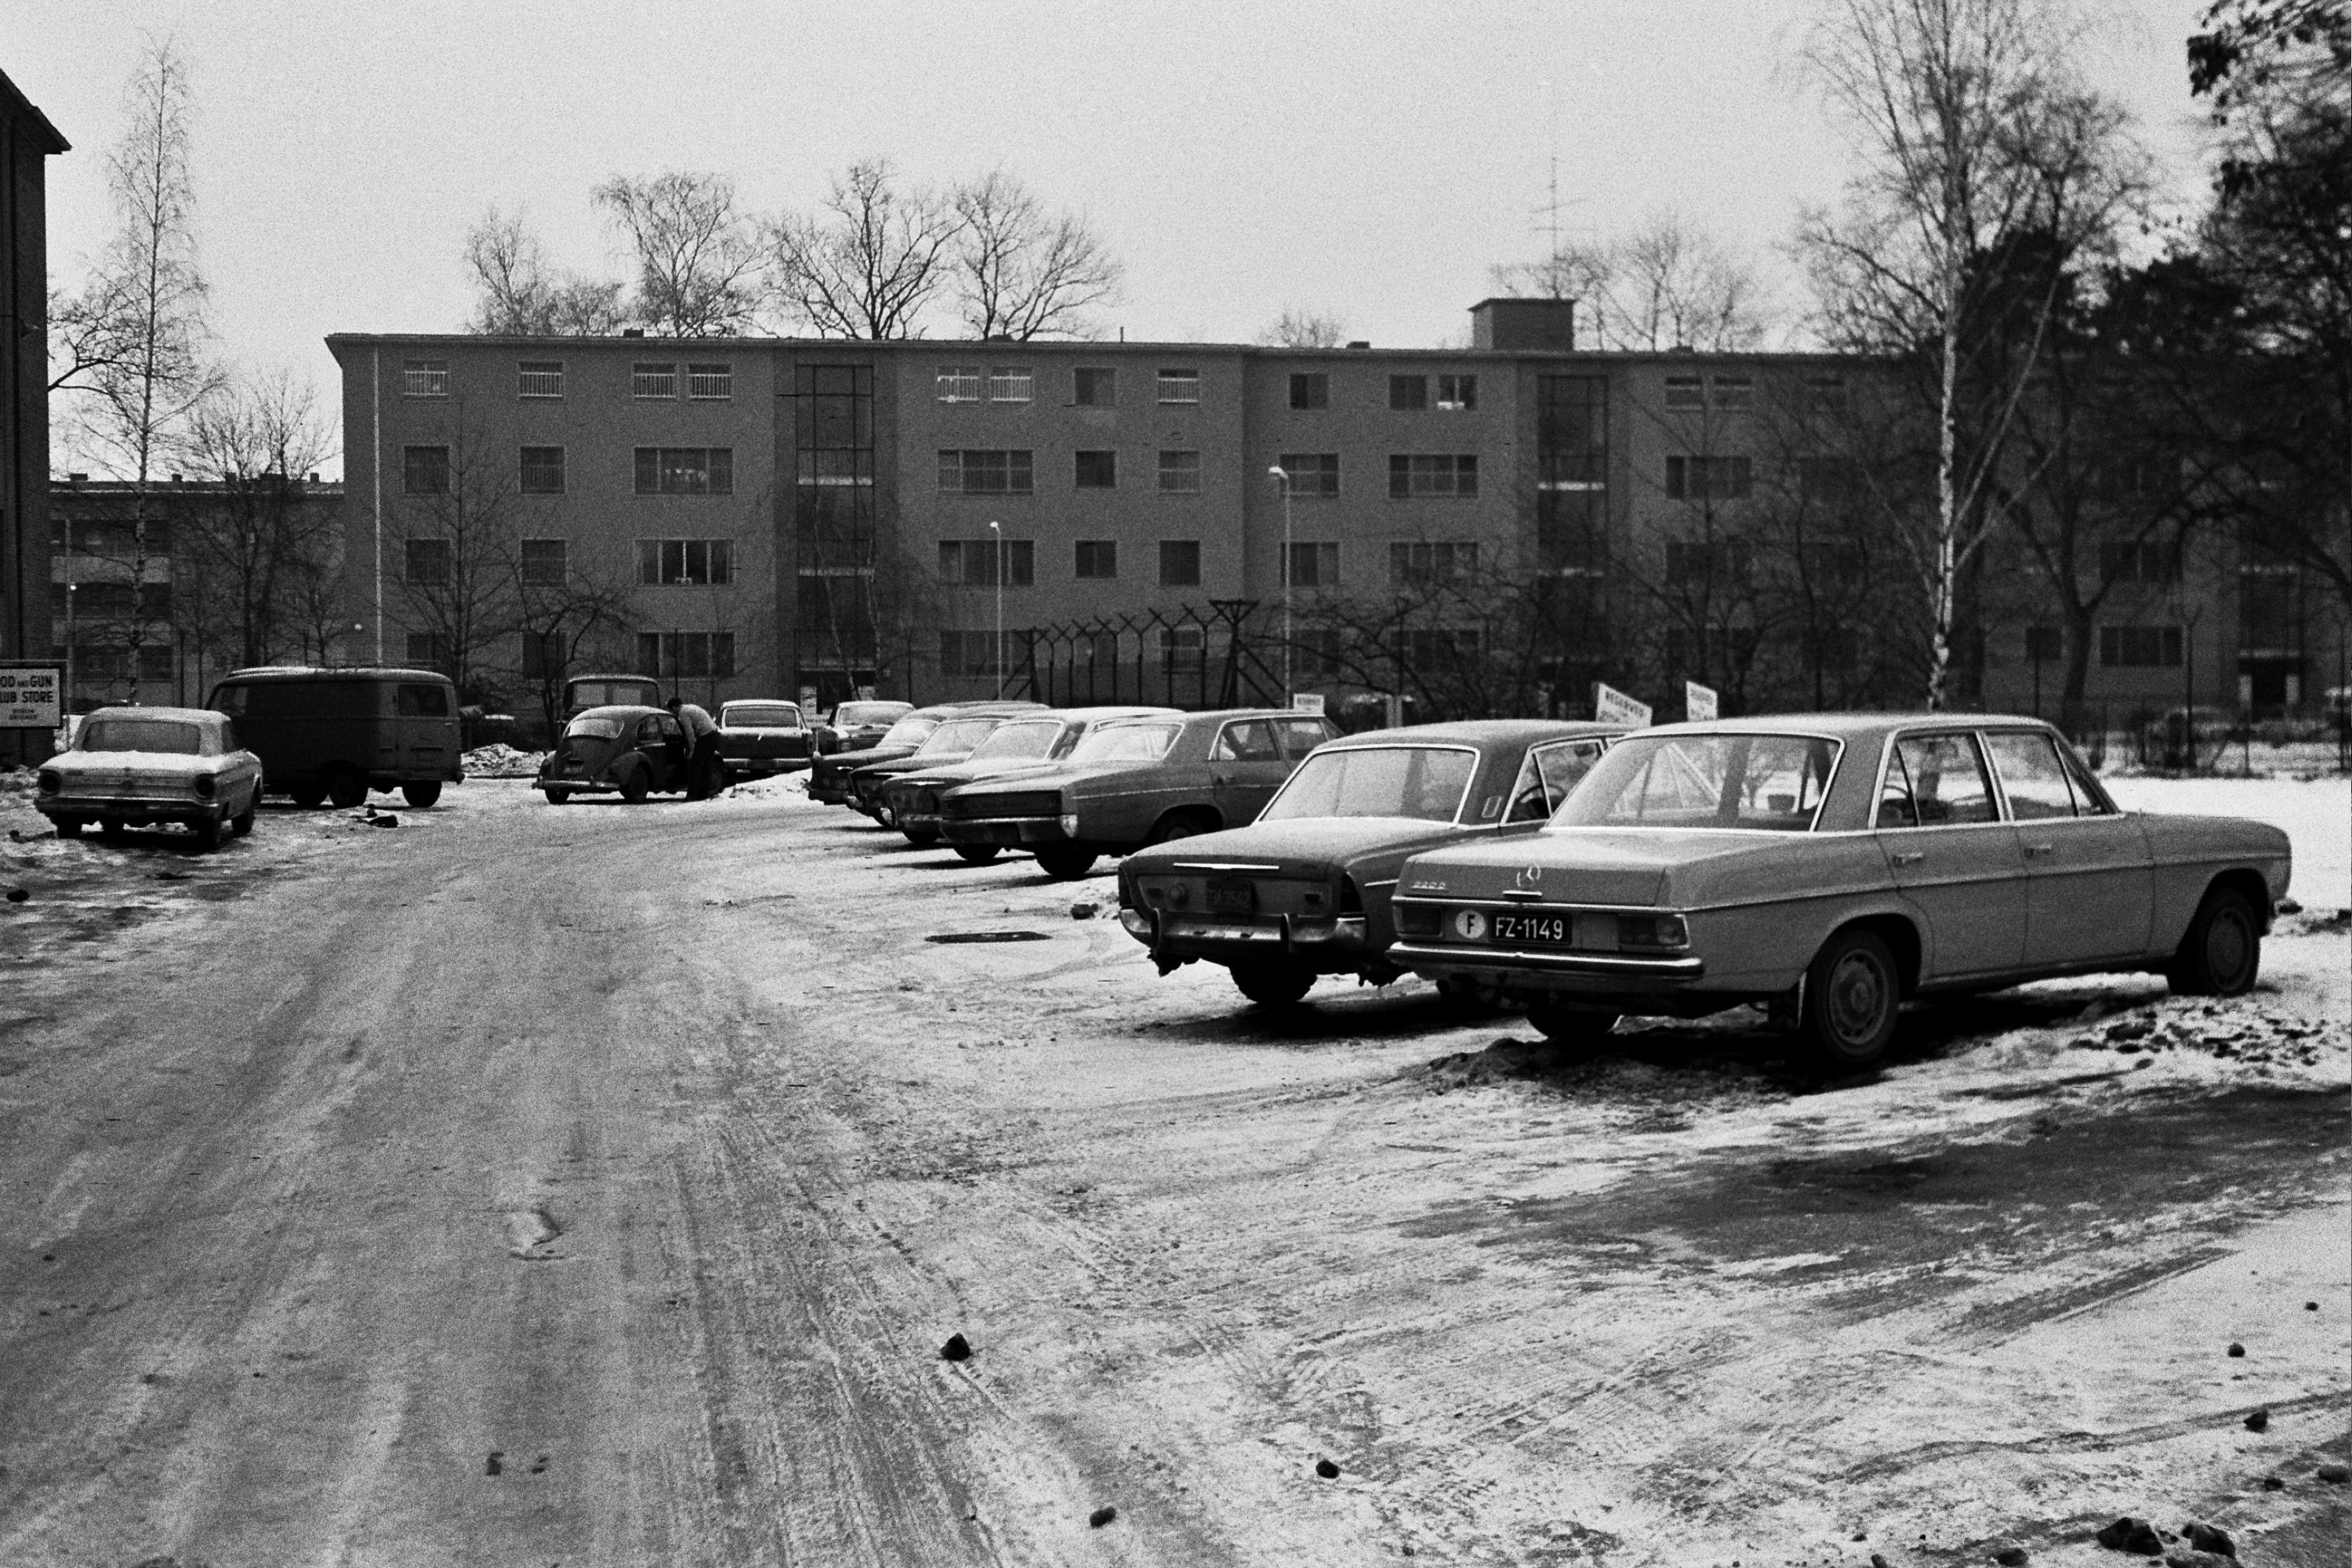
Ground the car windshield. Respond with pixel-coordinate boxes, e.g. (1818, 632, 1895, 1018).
(835, 702, 906, 728)
(564, 716, 626, 741)
(1069, 721, 1182, 764)
(1261, 745, 1477, 823)
(1553, 732, 1842, 832)
(877, 713, 943, 748)
(723, 703, 800, 728)
(967, 719, 1065, 760)
(917, 717, 1000, 754)
(79, 719, 204, 755)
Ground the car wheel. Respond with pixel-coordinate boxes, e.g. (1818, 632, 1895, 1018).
(903, 826, 941, 845)
(325, 767, 368, 810)
(99, 817, 127, 843)
(953, 844, 1001, 864)
(231, 800, 256, 837)
(1035, 845, 1097, 880)
(401, 780, 443, 809)
(54, 816, 85, 840)
(1801, 926, 1901, 1069)
(1146, 811, 1211, 845)
(543, 788, 572, 805)
(1435, 975, 1503, 1014)
(1232, 963, 1316, 1007)
(2167, 884, 2261, 996)
(291, 783, 328, 809)
(1526, 1001, 1620, 1044)
(192, 818, 223, 851)
(619, 767, 650, 804)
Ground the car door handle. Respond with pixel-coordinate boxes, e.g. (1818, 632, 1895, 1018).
(1889, 851, 1924, 866)
(2024, 843, 2056, 857)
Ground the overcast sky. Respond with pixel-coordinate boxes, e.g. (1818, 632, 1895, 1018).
(16, 0, 2220, 477)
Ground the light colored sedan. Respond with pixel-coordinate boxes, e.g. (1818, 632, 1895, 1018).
(1388, 713, 2292, 1069)
(37, 706, 263, 851)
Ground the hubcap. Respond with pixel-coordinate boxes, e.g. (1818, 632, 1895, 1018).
(2205, 911, 2250, 982)
(1827, 951, 1888, 1043)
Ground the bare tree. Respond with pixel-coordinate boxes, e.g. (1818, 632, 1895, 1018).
(509, 534, 639, 739)
(1489, 212, 1770, 350)
(45, 274, 139, 394)
(1258, 307, 1351, 348)
(949, 167, 1122, 339)
(461, 205, 630, 336)
(1797, 0, 2143, 707)
(393, 405, 531, 702)
(72, 38, 217, 687)
(767, 158, 962, 339)
(174, 371, 340, 670)
(591, 172, 764, 336)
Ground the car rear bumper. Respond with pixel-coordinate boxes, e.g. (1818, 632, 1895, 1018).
(41, 797, 224, 826)
(1387, 941, 1707, 987)
(1122, 909, 1371, 966)
(940, 815, 1072, 847)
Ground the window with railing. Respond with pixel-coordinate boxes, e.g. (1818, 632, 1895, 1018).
(517, 360, 564, 398)
(937, 365, 982, 402)
(520, 539, 568, 585)
(687, 362, 733, 400)
(1156, 368, 1200, 405)
(632, 361, 678, 399)
(988, 366, 1033, 403)
(1158, 450, 1201, 493)
(403, 360, 448, 397)
(403, 446, 451, 495)
(519, 446, 565, 495)
(937, 449, 1034, 495)
(633, 447, 734, 495)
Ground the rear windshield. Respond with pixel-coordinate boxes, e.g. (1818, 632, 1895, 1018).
(571, 681, 656, 708)
(877, 713, 943, 748)
(80, 719, 205, 755)
(1069, 721, 1182, 764)
(723, 703, 801, 728)
(966, 719, 1065, 761)
(564, 716, 625, 741)
(917, 717, 1000, 754)
(1553, 732, 1842, 833)
(1261, 745, 1476, 823)
(835, 702, 908, 728)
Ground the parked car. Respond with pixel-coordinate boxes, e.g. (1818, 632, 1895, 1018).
(938, 709, 1341, 880)
(563, 673, 662, 717)
(808, 700, 1044, 806)
(813, 699, 915, 755)
(1117, 720, 1623, 1005)
(535, 705, 699, 803)
(1384, 713, 2292, 1069)
(850, 708, 1052, 818)
(207, 666, 462, 808)
(880, 706, 1178, 853)
(36, 706, 263, 850)
(713, 699, 812, 777)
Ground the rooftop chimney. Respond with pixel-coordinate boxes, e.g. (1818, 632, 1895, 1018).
(621, 327, 645, 338)
(1346, 339, 1370, 350)
(1469, 297, 1577, 353)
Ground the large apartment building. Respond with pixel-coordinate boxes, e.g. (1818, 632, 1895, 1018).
(328, 299, 2325, 725)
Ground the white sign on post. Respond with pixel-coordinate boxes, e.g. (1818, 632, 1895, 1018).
(798, 685, 820, 715)
(1288, 692, 1326, 716)
(1593, 681, 1653, 728)
(0, 665, 64, 729)
(1684, 681, 1719, 723)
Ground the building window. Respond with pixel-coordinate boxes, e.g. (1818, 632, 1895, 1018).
(1157, 368, 1200, 405)
(988, 366, 1033, 403)
(1390, 541, 1477, 584)
(2025, 625, 2063, 661)
(403, 445, 451, 495)
(938, 538, 1035, 587)
(1276, 452, 1340, 497)
(938, 449, 1035, 495)
(1283, 542, 1339, 587)
(2100, 540, 2177, 583)
(638, 630, 735, 680)
(1074, 450, 1118, 489)
(1160, 539, 1202, 586)
(521, 631, 565, 680)
(633, 447, 735, 495)
(1289, 372, 1328, 410)
(1075, 540, 1117, 579)
(1157, 450, 1201, 493)
(1436, 374, 1477, 411)
(1388, 454, 1479, 498)
(2100, 625, 2183, 667)
(406, 632, 455, 672)
(688, 362, 733, 400)
(1711, 376, 1754, 410)
(1807, 376, 1849, 413)
(1798, 456, 1857, 505)
(1159, 625, 1205, 673)
(937, 365, 983, 402)
(1665, 539, 1753, 585)
(1074, 366, 1116, 407)
(1406, 628, 1483, 667)
(938, 630, 1011, 677)
(637, 538, 735, 586)
(1390, 375, 1428, 410)
(518, 445, 565, 495)
(1664, 375, 1704, 410)
(633, 361, 678, 399)
(1664, 455, 1752, 501)
(405, 538, 452, 586)
(520, 538, 568, 586)
(517, 360, 564, 398)
(402, 359, 448, 398)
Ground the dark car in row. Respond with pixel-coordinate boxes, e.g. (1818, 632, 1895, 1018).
(877, 706, 1177, 853)
(807, 701, 1043, 805)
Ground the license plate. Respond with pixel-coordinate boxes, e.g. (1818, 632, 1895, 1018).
(1491, 911, 1572, 945)
(1205, 878, 1255, 915)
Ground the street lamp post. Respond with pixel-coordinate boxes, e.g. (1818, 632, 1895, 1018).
(63, 579, 76, 717)
(1267, 466, 1292, 702)
(989, 519, 1005, 699)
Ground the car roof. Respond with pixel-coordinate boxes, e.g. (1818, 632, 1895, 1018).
(572, 704, 667, 720)
(222, 666, 451, 683)
(82, 705, 224, 724)
(1036, 705, 1180, 721)
(1632, 711, 2055, 742)
(1322, 719, 1628, 749)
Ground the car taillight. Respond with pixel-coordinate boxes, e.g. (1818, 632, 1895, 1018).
(193, 775, 216, 799)
(37, 769, 60, 794)
(1616, 913, 1689, 950)
(1393, 902, 1439, 937)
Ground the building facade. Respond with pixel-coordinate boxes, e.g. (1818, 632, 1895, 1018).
(2, 67, 67, 760)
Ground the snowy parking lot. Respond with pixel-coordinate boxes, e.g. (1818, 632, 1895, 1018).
(0, 767, 2345, 1566)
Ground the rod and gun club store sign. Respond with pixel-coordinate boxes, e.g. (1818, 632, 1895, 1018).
(0, 664, 64, 729)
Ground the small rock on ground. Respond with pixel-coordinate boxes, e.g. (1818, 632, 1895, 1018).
(1994, 1546, 2028, 1565)
(1315, 1458, 1339, 1479)
(2317, 1461, 2350, 1483)
(939, 1332, 971, 1363)
(2244, 1409, 2269, 1432)
(1088, 1505, 1116, 1528)
(2181, 1522, 2234, 1557)
(2096, 1515, 2164, 1555)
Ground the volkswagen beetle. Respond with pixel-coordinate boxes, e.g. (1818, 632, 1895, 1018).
(535, 705, 697, 804)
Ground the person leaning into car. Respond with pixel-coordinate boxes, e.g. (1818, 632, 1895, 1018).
(668, 698, 721, 800)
